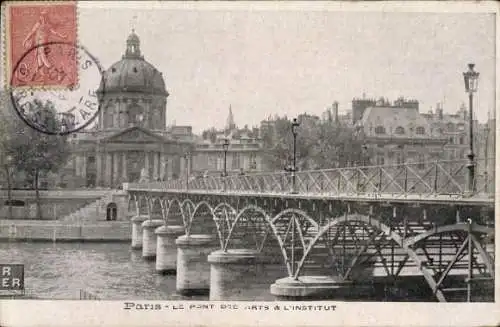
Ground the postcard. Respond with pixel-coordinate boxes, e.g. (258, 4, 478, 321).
(0, 1, 498, 326)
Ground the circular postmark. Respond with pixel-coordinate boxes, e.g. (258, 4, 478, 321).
(9, 41, 105, 135)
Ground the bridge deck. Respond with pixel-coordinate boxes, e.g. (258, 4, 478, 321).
(126, 159, 495, 207)
(133, 188, 494, 207)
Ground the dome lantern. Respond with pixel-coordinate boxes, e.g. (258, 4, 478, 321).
(124, 29, 142, 59)
(97, 31, 168, 97)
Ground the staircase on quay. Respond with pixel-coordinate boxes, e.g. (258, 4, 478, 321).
(60, 190, 118, 223)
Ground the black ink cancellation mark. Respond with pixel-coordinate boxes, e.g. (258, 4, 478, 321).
(9, 42, 105, 135)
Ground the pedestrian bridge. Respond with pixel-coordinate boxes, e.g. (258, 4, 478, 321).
(124, 159, 495, 302)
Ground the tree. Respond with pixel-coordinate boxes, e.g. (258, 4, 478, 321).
(201, 127, 218, 143)
(0, 92, 15, 219)
(6, 99, 70, 219)
(261, 113, 367, 171)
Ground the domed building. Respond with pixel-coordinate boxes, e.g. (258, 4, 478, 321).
(66, 31, 194, 188)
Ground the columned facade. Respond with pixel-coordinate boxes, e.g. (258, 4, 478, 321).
(68, 31, 194, 188)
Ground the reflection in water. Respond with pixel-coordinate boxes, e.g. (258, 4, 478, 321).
(0, 242, 287, 300)
(1, 242, 468, 301)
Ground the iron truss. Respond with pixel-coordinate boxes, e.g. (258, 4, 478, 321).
(127, 159, 495, 302)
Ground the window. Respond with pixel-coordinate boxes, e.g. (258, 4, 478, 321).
(459, 136, 464, 145)
(375, 126, 386, 135)
(447, 122, 455, 132)
(128, 105, 144, 125)
(4, 200, 25, 207)
(249, 153, 257, 170)
(457, 123, 465, 131)
(416, 126, 425, 135)
(231, 153, 240, 169)
(88, 156, 95, 164)
(395, 126, 405, 135)
(449, 137, 454, 145)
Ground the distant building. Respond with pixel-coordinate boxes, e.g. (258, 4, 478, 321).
(354, 96, 495, 176)
(422, 103, 470, 161)
(355, 97, 447, 166)
(61, 31, 194, 188)
(192, 108, 264, 176)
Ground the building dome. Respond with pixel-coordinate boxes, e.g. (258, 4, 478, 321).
(98, 31, 168, 96)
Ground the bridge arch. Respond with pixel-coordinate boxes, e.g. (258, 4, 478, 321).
(164, 198, 186, 226)
(265, 208, 321, 277)
(297, 213, 493, 302)
(136, 194, 149, 215)
(149, 197, 163, 219)
(211, 202, 238, 249)
(127, 195, 138, 216)
(296, 213, 402, 278)
(225, 204, 289, 268)
(188, 201, 216, 236)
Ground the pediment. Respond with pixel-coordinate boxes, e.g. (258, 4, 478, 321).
(105, 127, 165, 144)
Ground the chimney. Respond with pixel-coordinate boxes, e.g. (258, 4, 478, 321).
(332, 101, 339, 123)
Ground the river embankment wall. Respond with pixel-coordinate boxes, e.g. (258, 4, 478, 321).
(0, 190, 112, 220)
(0, 220, 131, 242)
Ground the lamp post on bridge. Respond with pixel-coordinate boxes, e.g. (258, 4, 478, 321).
(222, 138, 230, 191)
(483, 123, 489, 194)
(183, 152, 190, 190)
(463, 63, 480, 196)
(291, 118, 300, 194)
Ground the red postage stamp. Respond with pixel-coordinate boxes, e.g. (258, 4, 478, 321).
(6, 1, 77, 88)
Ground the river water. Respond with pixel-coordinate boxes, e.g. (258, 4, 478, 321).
(1, 242, 491, 302)
(0, 242, 288, 301)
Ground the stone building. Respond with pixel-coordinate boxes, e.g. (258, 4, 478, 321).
(355, 97, 448, 166)
(191, 108, 263, 176)
(66, 31, 193, 188)
(421, 103, 471, 161)
(354, 96, 495, 179)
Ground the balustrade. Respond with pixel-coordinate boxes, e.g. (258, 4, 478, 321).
(127, 159, 494, 199)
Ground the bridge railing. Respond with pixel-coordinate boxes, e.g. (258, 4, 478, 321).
(128, 159, 494, 198)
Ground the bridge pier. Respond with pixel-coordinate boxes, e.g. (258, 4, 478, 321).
(207, 249, 264, 301)
(141, 219, 164, 260)
(155, 225, 185, 274)
(175, 234, 219, 296)
(131, 215, 148, 250)
(270, 276, 354, 300)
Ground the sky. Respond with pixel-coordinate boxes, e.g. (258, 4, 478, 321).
(2, 2, 497, 133)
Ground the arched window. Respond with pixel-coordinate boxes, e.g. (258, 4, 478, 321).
(394, 126, 405, 135)
(415, 126, 425, 135)
(375, 126, 386, 135)
(128, 105, 144, 126)
(106, 203, 118, 221)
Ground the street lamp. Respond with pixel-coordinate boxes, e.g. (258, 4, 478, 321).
(291, 118, 300, 194)
(222, 138, 230, 177)
(362, 145, 368, 167)
(183, 152, 190, 190)
(463, 63, 480, 195)
(222, 138, 230, 192)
